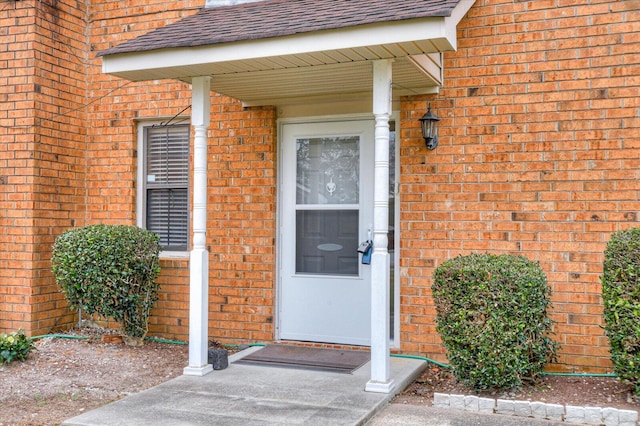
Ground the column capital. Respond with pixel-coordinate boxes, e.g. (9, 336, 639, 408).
(373, 60, 393, 116)
(191, 76, 211, 127)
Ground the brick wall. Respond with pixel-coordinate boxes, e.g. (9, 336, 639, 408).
(207, 100, 277, 344)
(399, 0, 640, 372)
(148, 258, 190, 339)
(0, 0, 36, 333)
(0, 0, 88, 334)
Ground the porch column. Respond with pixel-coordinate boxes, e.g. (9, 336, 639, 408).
(184, 76, 213, 376)
(365, 59, 395, 393)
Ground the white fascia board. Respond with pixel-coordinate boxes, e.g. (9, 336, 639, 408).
(102, 17, 454, 79)
(444, 0, 477, 50)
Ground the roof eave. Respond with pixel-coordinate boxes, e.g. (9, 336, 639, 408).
(101, 17, 455, 82)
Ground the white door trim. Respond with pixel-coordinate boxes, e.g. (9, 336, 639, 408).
(390, 110, 400, 350)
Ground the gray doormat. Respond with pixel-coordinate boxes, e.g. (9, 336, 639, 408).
(235, 345, 370, 374)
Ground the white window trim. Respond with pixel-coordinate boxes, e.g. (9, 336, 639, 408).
(136, 119, 191, 259)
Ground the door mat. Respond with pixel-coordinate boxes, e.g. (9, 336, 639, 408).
(234, 345, 370, 374)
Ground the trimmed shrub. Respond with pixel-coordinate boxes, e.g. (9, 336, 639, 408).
(432, 253, 559, 390)
(52, 225, 161, 346)
(0, 330, 35, 364)
(602, 228, 640, 396)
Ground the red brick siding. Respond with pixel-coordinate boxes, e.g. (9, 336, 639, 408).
(207, 100, 277, 344)
(0, 0, 87, 335)
(0, 2, 36, 333)
(399, 0, 640, 372)
(148, 258, 190, 339)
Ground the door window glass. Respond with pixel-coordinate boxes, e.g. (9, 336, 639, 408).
(295, 135, 360, 276)
(295, 210, 358, 275)
(296, 137, 359, 205)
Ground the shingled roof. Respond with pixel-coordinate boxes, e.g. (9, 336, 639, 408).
(100, 0, 463, 56)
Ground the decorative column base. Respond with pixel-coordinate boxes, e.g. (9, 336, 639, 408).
(365, 379, 396, 394)
(184, 247, 212, 376)
(183, 364, 214, 376)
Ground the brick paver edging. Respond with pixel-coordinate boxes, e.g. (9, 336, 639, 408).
(433, 393, 639, 426)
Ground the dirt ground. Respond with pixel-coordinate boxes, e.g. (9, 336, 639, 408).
(0, 329, 189, 426)
(1, 328, 638, 425)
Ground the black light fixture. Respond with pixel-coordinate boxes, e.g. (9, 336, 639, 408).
(419, 104, 440, 150)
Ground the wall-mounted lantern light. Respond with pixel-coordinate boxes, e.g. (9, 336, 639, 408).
(419, 105, 440, 150)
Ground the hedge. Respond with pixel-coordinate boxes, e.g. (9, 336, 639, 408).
(602, 228, 640, 395)
(52, 225, 161, 345)
(432, 253, 559, 390)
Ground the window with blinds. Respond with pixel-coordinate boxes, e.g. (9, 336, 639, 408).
(144, 124, 190, 251)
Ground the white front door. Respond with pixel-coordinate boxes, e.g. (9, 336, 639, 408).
(279, 119, 374, 346)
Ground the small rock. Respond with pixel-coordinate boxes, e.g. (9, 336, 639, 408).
(207, 348, 228, 370)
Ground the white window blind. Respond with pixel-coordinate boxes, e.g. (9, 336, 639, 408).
(144, 125, 190, 251)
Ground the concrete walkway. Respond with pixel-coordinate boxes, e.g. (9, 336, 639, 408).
(63, 346, 427, 425)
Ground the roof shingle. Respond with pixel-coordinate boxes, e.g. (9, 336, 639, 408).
(100, 0, 463, 56)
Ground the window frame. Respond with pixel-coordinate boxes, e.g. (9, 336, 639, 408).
(136, 120, 191, 257)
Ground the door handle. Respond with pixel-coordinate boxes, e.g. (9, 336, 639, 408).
(358, 240, 373, 264)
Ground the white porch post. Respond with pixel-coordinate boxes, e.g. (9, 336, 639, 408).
(365, 59, 395, 393)
(183, 76, 213, 376)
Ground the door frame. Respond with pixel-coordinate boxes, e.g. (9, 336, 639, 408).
(275, 113, 400, 348)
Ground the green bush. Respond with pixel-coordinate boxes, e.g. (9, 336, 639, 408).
(0, 330, 35, 364)
(432, 253, 559, 390)
(602, 228, 640, 396)
(52, 224, 161, 346)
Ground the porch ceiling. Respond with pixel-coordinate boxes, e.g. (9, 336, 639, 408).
(100, 0, 475, 106)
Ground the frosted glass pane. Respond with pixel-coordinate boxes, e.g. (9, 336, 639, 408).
(296, 136, 359, 205)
